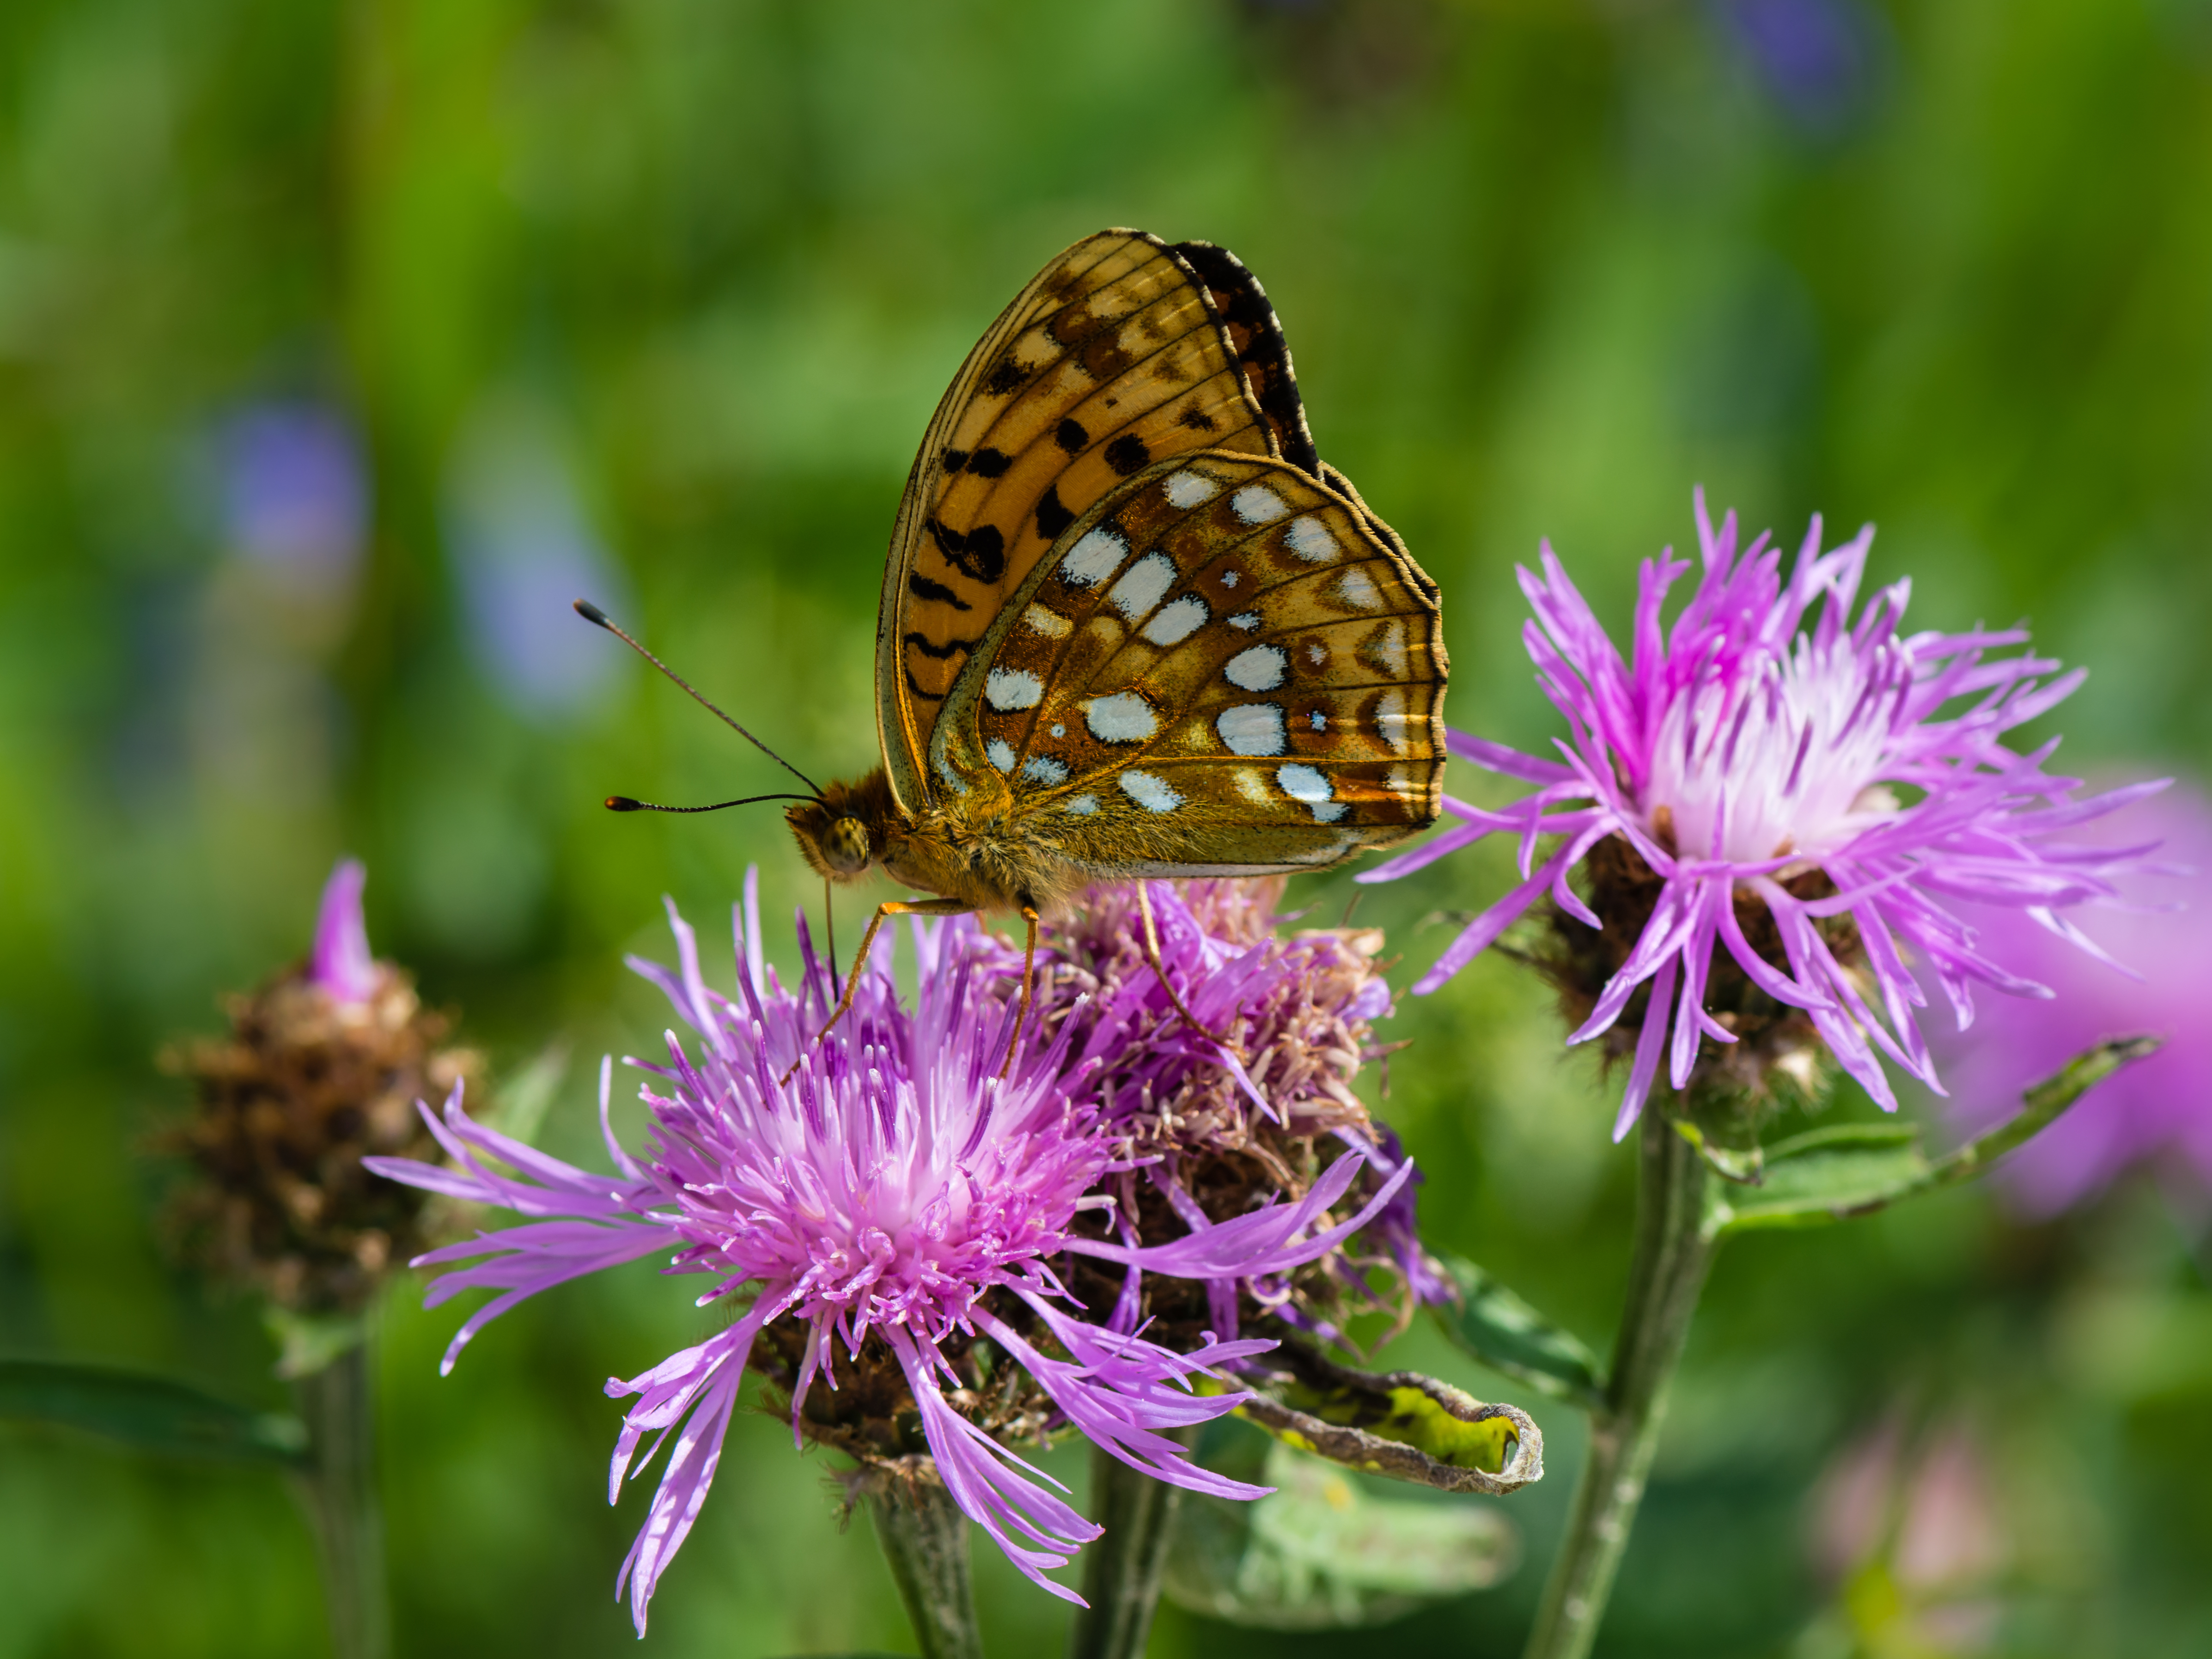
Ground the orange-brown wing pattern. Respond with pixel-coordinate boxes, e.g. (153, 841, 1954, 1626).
(935, 452, 1448, 875)
(876, 231, 1278, 810)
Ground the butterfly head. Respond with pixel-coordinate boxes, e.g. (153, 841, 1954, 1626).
(786, 768, 903, 883)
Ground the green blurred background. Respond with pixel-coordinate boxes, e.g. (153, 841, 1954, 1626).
(4, 0, 2209, 1653)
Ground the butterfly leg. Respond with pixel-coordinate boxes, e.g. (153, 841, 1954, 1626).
(1136, 880, 1235, 1051)
(997, 905, 1042, 1080)
(782, 897, 974, 1084)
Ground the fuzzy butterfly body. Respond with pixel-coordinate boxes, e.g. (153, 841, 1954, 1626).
(788, 228, 1448, 930)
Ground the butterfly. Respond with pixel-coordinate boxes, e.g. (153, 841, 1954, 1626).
(776, 229, 1450, 1046)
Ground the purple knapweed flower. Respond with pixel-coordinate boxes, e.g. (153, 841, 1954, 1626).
(980, 878, 1450, 1323)
(1360, 494, 2163, 1137)
(368, 878, 1407, 1630)
(1934, 785, 2208, 1215)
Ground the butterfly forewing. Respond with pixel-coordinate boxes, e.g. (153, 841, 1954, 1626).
(877, 231, 1283, 810)
(938, 452, 1447, 876)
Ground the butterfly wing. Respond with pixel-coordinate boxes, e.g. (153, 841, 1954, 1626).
(877, 231, 1312, 811)
(936, 452, 1448, 876)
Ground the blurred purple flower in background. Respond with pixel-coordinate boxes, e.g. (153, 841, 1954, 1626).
(446, 402, 628, 719)
(218, 400, 369, 602)
(1725, 0, 1879, 133)
(370, 880, 1405, 1629)
(1934, 785, 2208, 1216)
(1362, 495, 2160, 1136)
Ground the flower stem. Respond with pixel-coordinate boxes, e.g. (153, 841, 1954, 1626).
(290, 1341, 391, 1659)
(1066, 1443, 1184, 1659)
(1521, 1105, 1714, 1659)
(869, 1470, 985, 1659)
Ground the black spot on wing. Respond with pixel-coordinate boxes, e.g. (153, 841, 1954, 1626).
(940, 447, 969, 474)
(1104, 433, 1150, 476)
(1055, 418, 1088, 454)
(926, 518, 1007, 583)
(1170, 238, 1321, 477)
(907, 570, 971, 610)
(982, 356, 1027, 396)
(968, 446, 1012, 478)
(1035, 485, 1075, 541)
(1178, 404, 1218, 431)
(902, 631, 973, 660)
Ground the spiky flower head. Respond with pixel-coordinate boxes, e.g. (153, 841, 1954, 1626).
(990, 877, 1449, 1324)
(369, 878, 1408, 1629)
(163, 859, 480, 1313)
(1362, 495, 2163, 1137)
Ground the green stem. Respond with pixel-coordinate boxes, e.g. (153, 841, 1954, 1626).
(1522, 1105, 1714, 1659)
(290, 1342, 391, 1659)
(868, 1470, 984, 1659)
(1066, 1442, 1185, 1659)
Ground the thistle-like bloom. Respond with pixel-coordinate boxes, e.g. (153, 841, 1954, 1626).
(1361, 496, 2162, 1135)
(368, 881, 1406, 1629)
(996, 878, 1449, 1318)
(164, 858, 478, 1312)
(1935, 785, 2209, 1214)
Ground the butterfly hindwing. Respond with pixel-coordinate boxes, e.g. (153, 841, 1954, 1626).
(877, 231, 1294, 811)
(936, 452, 1447, 875)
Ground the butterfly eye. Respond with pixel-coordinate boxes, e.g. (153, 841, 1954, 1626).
(823, 817, 873, 876)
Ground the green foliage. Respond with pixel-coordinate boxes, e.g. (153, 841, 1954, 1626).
(1431, 1255, 1608, 1410)
(1709, 1038, 2161, 1234)
(1164, 1441, 1519, 1631)
(0, 1359, 307, 1465)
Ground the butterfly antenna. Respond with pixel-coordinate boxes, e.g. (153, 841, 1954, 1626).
(604, 793, 817, 814)
(574, 599, 824, 797)
(823, 878, 841, 1005)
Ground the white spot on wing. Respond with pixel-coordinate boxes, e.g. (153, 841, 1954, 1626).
(1229, 611, 1261, 632)
(1277, 762, 1348, 823)
(1108, 551, 1177, 621)
(986, 668, 1043, 711)
(1050, 723, 1066, 738)
(1333, 566, 1382, 610)
(987, 738, 1016, 772)
(1141, 594, 1208, 646)
(1120, 770, 1182, 813)
(1020, 755, 1069, 787)
(1225, 644, 1288, 691)
(1219, 570, 1240, 589)
(1085, 691, 1158, 743)
(1309, 709, 1328, 732)
(1067, 794, 1099, 816)
(1285, 515, 1338, 563)
(1024, 604, 1072, 639)
(1216, 702, 1287, 756)
(1061, 526, 1129, 588)
(1232, 484, 1290, 525)
(1374, 688, 1410, 753)
(1163, 469, 1221, 509)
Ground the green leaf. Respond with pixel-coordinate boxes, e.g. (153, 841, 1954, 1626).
(1163, 1441, 1520, 1629)
(1224, 1337, 1544, 1495)
(0, 1359, 308, 1464)
(1430, 1255, 1606, 1409)
(1708, 1037, 2159, 1235)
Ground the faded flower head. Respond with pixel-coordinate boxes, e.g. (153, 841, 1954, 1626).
(369, 877, 1408, 1629)
(1362, 495, 2161, 1136)
(164, 859, 479, 1313)
(996, 877, 1449, 1320)
(1934, 784, 2210, 1215)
